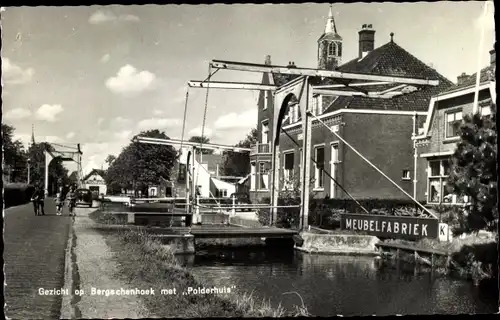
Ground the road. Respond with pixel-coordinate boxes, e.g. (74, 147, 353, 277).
(4, 199, 72, 319)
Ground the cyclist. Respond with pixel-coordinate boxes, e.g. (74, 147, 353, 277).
(66, 185, 77, 217)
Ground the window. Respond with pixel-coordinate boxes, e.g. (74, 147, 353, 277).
(337, 42, 342, 56)
(250, 162, 256, 191)
(445, 110, 462, 138)
(312, 95, 322, 116)
(263, 91, 269, 110)
(298, 148, 303, 190)
(283, 152, 294, 189)
(480, 104, 491, 116)
(295, 104, 301, 122)
(328, 42, 337, 56)
(315, 146, 325, 189)
(289, 102, 299, 123)
(427, 158, 466, 204)
(402, 170, 411, 180)
(258, 162, 269, 190)
(331, 144, 339, 163)
(330, 144, 339, 197)
(218, 189, 228, 197)
(311, 96, 318, 116)
(261, 120, 269, 143)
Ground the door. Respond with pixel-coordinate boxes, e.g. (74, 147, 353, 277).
(330, 144, 339, 198)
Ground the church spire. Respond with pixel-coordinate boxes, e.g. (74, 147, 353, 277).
(31, 124, 36, 146)
(324, 5, 337, 34)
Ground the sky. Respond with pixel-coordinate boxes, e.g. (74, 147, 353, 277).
(1, 2, 495, 175)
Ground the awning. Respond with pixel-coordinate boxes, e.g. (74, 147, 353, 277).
(237, 174, 250, 184)
(211, 177, 234, 190)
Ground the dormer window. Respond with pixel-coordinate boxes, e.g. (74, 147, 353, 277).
(311, 95, 323, 116)
(445, 109, 462, 138)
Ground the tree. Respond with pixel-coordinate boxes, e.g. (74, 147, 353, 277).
(188, 136, 213, 154)
(105, 154, 116, 167)
(447, 102, 497, 234)
(1, 124, 28, 183)
(221, 128, 258, 177)
(105, 129, 178, 196)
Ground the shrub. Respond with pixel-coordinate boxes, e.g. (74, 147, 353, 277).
(4, 183, 35, 208)
(256, 196, 301, 229)
(257, 196, 435, 230)
(436, 205, 470, 236)
(451, 241, 498, 281)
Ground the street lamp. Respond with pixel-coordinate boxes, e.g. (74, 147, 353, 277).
(27, 158, 31, 185)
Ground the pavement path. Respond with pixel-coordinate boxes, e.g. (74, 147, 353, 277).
(4, 199, 72, 319)
(63, 207, 150, 319)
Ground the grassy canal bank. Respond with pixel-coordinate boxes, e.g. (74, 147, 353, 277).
(88, 210, 310, 317)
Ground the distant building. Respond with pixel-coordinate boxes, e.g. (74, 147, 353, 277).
(250, 6, 453, 203)
(174, 148, 236, 199)
(414, 48, 496, 205)
(148, 177, 174, 198)
(82, 169, 107, 196)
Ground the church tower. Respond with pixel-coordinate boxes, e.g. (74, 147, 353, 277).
(318, 5, 342, 70)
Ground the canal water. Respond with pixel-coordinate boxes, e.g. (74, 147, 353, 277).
(100, 202, 497, 315)
(177, 247, 498, 316)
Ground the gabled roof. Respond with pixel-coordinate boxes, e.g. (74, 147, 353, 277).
(417, 78, 495, 139)
(322, 41, 453, 113)
(277, 40, 453, 127)
(83, 168, 106, 182)
(439, 65, 494, 95)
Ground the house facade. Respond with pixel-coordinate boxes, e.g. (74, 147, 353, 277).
(249, 6, 453, 203)
(82, 169, 107, 196)
(176, 149, 236, 199)
(414, 48, 496, 205)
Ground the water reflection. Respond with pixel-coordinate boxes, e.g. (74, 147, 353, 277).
(181, 249, 497, 316)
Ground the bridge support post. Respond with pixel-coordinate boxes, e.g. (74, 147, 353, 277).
(44, 151, 53, 197)
(299, 77, 312, 231)
(231, 195, 236, 216)
(193, 197, 201, 224)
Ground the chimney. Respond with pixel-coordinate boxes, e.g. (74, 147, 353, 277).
(265, 55, 271, 65)
(358, 24, 375, 59)
(489, 48, 496, 67)
(457, 72, 469, 86)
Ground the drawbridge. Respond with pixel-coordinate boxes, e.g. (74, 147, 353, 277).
(135, 57, 442, 232)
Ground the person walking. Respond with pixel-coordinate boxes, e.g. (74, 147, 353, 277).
(31, 184, 46, 216)
(66, 185, 77, 217)
(55, 186, 65, 216)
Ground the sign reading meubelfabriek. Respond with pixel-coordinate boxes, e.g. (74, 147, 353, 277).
(341, 213, 439, 240)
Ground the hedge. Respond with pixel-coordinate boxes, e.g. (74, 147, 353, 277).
(4, 183, 35, 208)
(256, 196, 428, 230)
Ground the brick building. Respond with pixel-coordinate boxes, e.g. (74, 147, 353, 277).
(249, 6, 453, 203)
(414, 48, 496, 205)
